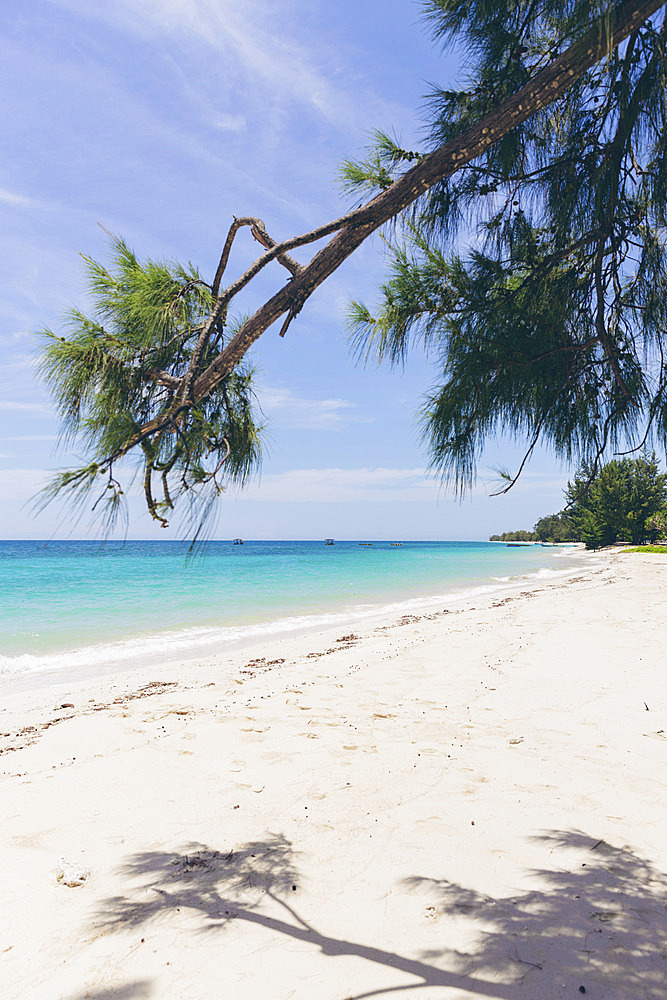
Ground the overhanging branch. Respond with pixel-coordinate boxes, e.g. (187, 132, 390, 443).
(117, 0, 665, 461)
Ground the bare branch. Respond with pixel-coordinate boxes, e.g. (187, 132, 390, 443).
(147, 369, 181, 390)
(247, 218, 303, 278)
(490, 425, 542, 496)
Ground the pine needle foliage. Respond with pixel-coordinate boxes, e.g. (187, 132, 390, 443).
(38, 235, 263, 539)
(346, 1, 667, 491)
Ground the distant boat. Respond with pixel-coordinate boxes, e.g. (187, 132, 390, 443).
(324, 538, 335, 545)
(359, 542, 373, 547)
(391, 542, 403, 546)
(233, 538, 244, 545)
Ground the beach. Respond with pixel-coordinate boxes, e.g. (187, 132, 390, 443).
(1, 549, 665, 1000)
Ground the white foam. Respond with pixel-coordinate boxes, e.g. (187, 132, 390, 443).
(0, 553, 594, 686)
(0, 613, 349, 679)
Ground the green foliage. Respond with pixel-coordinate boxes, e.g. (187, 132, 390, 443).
(565, 453, 667, 547)
(490, 454, 667, 545)
(37, 3, 667, 538)
(347, 1, 667, 489)
(623, 543, 667, 552)
(38, 235, 263, 540)
(645, 507, 667, 541)
(490, 511, 578, 543)
(489, 529, 537, 541)
(339, 132, 424, 195)
(533, 512, 578, 542)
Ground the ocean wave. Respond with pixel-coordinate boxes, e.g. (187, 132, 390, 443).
(0, 555, 593, 683)
(0, 611, 355, 679)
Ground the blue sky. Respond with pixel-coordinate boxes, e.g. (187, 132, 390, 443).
(0, 0, 575, 540)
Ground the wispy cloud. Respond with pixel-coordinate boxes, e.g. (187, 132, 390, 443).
(259, 385, 355, 431)
(48, 0, 404, 132)
(0, 186, 41, 209)
(0, 401, 49, 413)
(0, 467, 48, 501)
(208, 111, 247, 134)
(234, 465, 568, 505)
(237, 466, 439, 503)
(2, 434, 57, 442)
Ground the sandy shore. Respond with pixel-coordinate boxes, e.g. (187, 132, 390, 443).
(1, 551, 665, 1000)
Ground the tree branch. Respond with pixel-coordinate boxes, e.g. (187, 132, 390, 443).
(116, 0, 665, 459)
(211, 216, 304, 298)
(594, 241, 633, 401)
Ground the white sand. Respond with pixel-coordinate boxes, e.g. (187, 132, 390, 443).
(1, 551, 665, 1000)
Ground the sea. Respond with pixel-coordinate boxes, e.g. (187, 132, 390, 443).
(0, 539, 591, 687)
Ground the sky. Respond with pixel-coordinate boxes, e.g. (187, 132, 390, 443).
(0, 0, 577, 541)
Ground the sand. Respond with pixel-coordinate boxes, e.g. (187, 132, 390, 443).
(0, 550, 665, 1000)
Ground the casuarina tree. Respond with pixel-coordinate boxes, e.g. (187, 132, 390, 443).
(565, 453, 667, 546)
(38, 1, 666, 535)
(349, 0, 667, 495)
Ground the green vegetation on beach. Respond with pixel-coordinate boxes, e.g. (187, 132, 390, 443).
(489, 530, 538, 542)
(623, 545, 667, 553)
(492, 454, 667, 548)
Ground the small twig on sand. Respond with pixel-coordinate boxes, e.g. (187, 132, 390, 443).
(508, 944, 542, 970)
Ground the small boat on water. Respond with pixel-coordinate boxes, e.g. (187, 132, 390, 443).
(233, 538, 244, 545)
(324, 538, 335, 545)
(359, 542, 373, 547)
(391, 542, 403, 546)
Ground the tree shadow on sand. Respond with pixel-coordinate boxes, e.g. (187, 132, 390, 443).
(403, 830, 667, 999)
(68, 983, 153, 1000)
(95, 830, 666, 999)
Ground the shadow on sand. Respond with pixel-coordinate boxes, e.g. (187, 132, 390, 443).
(93, 830, 666, 999)
(68, 983, 153, 1000)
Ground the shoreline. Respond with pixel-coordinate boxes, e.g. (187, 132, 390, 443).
(2, 549, 665, 999)
(0, 544, 597, 696)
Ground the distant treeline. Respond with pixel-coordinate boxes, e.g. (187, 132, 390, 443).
(490, 512, 576, 544)
(490, 455, 667, 549)
(490, 530, 536, 541)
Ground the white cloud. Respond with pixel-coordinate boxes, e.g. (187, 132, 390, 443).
(209, 111, 247, 134)
(0, 467, 48, 500)
(0, 187, 39, 209)
(236, 466, 440, 503)
(259, 385, 354, 430)
(0, 401, 49, 413)
(3, 434, 58, 442)
(48, 0, 404, 132)
(0, 350, 38, 366)
(232, 465, 568, 506)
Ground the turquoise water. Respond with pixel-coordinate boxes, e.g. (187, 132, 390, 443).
(0, 539, 587, 681)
